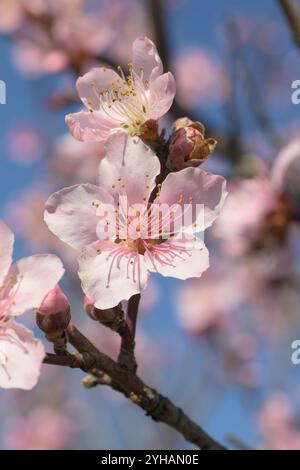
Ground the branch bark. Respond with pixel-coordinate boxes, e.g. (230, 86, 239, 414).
(43, 324, 226, 450)
(118, 294, 141, 373)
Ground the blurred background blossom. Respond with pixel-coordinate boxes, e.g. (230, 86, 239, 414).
(1, 0, 300, 450)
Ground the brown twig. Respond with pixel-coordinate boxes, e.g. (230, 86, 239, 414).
(117, 294, 141, 373)
(278, 0, 300, 48)
(43, 352, 84, 368)
(50, 323, 226, 450)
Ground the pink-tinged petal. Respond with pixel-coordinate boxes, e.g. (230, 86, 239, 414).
(271, 139, 300, 192)
(144, 235, 209, 280)
(0, 321, 45, 390)
(98, 133, 160, 205)
(0, 220, 14, 286)
(45, 184, 114, 250)
(78, 242, 149, 309)
(4, 255, 64, 316)
(132, 36, 163, 82)
(149, 72, 176, 119)
(65, 110, 119, 143)
(157, 167, 227, 231)
(76, 67, 121, 110)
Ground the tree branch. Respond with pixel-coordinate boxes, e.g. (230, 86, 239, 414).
(117, 294, 141, 372)
(51, 323, 226, 450)
(278, 0, 300, 48)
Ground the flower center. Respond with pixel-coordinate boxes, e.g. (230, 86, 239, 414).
(89, 63, 150, 134)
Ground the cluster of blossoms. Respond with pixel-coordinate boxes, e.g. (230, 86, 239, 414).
(45, 36, 227, 309)
(0, 36, 226, 391)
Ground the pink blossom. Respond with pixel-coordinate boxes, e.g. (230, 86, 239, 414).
(213, 179, 277, 256)
(213, 138, 300, 255)
(5, 405, 76, 449)
(176, 266, 242, 333)
(6, 126, 43, 165)
(53, 13, 115, 57)
(0, 220, 64, 389)
(45, 133, 226, 309)
(66, 37, 176, 143)
(174, 48, 229, 109)
(12, 37, 69, 78)
(0, 0, 24, 33)
(257, 393, 300, 450)
(0, 321, 45, 390)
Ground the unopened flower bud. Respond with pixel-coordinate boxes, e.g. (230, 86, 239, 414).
(36, 285, 71, 340)
(167, 117, 217, 171)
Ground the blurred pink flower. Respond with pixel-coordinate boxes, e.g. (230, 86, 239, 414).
(213, 138, 300, 256)
(0, 0, 24, 33)
(12, 37, 69, 77)
(5, 406, 76, 450)
(174, 48, 229, 108)
(0, 220, 64, 389)
(45, 133, 226, 309)
(176, 266, 241, 333)
(257, 393, 300, 450)
(66, 37, 176, 143)
(6, 126, 44, 165)
(213, 179, 277, 256)
(53, 14, 115, 57)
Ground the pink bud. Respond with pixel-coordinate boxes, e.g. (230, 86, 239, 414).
(167, 117, 217, 171)
(36, 285, 71, 339)
(39, 285, 69, 316)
